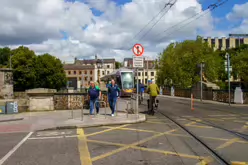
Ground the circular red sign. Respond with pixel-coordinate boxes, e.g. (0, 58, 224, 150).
(132, 44, 144, 56)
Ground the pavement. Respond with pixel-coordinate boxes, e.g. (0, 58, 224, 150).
(0, 96, 248, 165)
(0, 99, 146, 132)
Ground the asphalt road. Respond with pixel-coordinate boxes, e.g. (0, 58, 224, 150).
(0, 96, 247, 165)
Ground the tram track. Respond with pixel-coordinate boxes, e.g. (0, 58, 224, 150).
(154, 109, 230, 165)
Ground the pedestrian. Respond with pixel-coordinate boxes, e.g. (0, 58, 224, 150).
(88, 81, 101, 115)
(107, 79, 120, 116)
(147, 80, 159, 115)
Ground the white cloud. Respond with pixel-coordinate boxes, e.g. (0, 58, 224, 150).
(0, 0, 215, 62)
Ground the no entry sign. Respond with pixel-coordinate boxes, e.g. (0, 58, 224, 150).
(132, 44, 144, 56)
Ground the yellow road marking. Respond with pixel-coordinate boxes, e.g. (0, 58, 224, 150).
(77, 128, 92, 165)
(231, 161, 248, 165)
(131, 146, 204, 160)
(185, 121, 213, 129)
(87, 139, 126, 147)
(221, 117, 237, 120)
(102, 126, 161, 134)
(146, 121, 171, 124)
(91, 129, 177, 162)
(195, 156, 214, 165)
(206, 118, 224, 122)
(86, 124, 129, 137)
(216, 138, 240, 150)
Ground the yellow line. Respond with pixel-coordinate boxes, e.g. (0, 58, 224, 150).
(131, 146, 204, 160)
(87, 139, 126, 147)
(231, 161, 248, 165)
(146, 121, 171, 124)
(86, 124, 130, 137)
(195, 156, 214, 165)
(216, 138, 240, 150)
(187, 125, 213, 129)
(77, 128, 92, 165)
(102, 126, 161, 134)
(206, 118, 224, 122)
(221, 117, 237, 120)
(91, 129, 177, 162)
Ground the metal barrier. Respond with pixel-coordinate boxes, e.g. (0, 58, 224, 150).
(116, 99, 129, 118)
(130, 93, 139, 115)
(69, 101, 83, 119)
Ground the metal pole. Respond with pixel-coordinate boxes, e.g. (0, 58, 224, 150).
(147, 58, 148, 84)
(136, 68, 139, 115)
(200, 63, 203, 101)
(227, 54, 231, 106)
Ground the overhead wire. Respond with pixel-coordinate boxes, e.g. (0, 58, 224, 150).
(125, 0, 177, 50)
(153, 0, 229, 42)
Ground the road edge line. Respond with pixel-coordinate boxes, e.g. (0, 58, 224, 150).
(0, 132, 33, 165)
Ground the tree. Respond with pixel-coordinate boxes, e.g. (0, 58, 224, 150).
(11, 46, 67, 91)
(157, 39, 223, 88)
(35, 54, 67, 90)
(11, 46, 37, 91)
(0, 47, 11, 67)
(232, 49, 248, 85)
(115, 61, 122, 69)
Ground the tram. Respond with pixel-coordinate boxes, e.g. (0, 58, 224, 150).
(100, 68, 134, 97)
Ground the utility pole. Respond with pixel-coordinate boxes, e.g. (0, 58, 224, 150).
(225, 53, 231, 106)
(200, 63, 203, 101)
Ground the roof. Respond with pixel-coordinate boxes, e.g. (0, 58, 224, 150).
(75, 58, 115, 64)
(63, 64, 95, 70)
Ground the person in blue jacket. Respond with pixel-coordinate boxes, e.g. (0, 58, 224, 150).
(107, 79, 120, 116)
(88, 81, 101, 115)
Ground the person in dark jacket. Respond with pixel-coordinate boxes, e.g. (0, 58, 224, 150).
(107, 79, 120, 116)
(88, 81, 101, 115)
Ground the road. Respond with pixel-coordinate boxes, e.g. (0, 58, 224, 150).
(0, 96, 247, 165)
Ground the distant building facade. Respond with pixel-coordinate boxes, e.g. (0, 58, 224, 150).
(123, 58, 157, 85)
(64, 56, 116, 89)
(203, 34, 248, 51)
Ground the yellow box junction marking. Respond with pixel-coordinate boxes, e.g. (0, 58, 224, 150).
(231, 161, 248, 165)
(216, 138, 240, 150)
(90, 129, 207, 162)
(185, 121, 213, 129)
(77, 128, 92, 165)
(196, 156, 214, 165)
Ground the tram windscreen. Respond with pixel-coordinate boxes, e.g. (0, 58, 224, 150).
(121, 72, 134, 89)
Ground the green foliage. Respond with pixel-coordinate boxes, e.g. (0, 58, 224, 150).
(115, 61, 122, 69)
(35, 54, 67, 90)
(157, 39, 223, 88)
(10, 46, 67, 91)
(0, 47, 11, 66)
(232, 49, 248, 83)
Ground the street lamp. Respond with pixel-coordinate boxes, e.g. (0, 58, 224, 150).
(96, 59, 103, 84)
(225, 52, 232, 106)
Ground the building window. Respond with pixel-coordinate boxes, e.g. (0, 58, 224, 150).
(79, 71, 82, 75)
(79, 77, 81, 81)
(211, 39, 215, 47)
(90, 77, 93, 81)
(90, 70, 93, 74)
(218, 39, 223, 50)
(74, 71, 76, 75)
(139, 79, 141, 83)
(145, 72, 147, 76)
(84, 77, 87, 81)
(84, 70, 87, 74)
(107, 65, 110, 68)
(138, 72, 141, 76)
(145, 78, 147, 84)
(107, 71, 110, 74)
(151, 72, 154, 76)
(226, 39, 230, 49)
(240, 38, 244, 45)
(102, 71, 105, 75)
(68, 71, 71, 75)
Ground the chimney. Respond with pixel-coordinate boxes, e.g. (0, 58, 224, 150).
(95, 54, 97, 60)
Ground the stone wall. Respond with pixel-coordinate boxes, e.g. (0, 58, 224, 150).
(0, 68, 13, 99)
(29, 95, 54, 111)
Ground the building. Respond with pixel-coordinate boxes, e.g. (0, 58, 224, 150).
(64, 64, 95, 89)
(64, 56, 116, 89)
(203, 34, 248, 51)
(123, 58, 157, 85)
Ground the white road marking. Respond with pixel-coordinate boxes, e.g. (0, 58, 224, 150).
(0, 132, 33, 165)
(36, 131, 73, 137)
(28, 135, 77, 140)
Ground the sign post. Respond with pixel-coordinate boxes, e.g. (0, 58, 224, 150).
(132, 43, 144, 116)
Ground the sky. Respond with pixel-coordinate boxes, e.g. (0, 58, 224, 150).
(0, 0, 247, 62)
